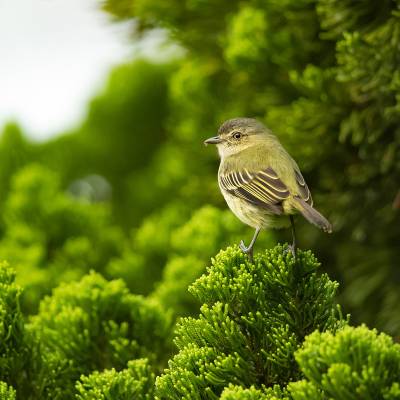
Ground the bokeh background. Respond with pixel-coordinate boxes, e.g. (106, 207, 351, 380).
(0, 0, 399, 336)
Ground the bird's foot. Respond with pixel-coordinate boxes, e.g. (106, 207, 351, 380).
(239, 240, 249, 253)
(285, 243, 297, 260)
(239, 240, 254, 263)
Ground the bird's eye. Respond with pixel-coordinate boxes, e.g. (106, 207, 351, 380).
(232, 131, 242, 139)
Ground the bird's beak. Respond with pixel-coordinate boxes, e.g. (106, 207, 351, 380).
(204, 136, 222, 145)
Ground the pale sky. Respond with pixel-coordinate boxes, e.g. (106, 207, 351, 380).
(0, 0, 164, 140)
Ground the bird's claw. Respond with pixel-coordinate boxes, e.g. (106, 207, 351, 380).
(239, 240, 249, 253)
(239, 240, 254, 263)
(285, 243, 297, 259)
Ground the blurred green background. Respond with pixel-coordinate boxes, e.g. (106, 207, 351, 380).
(0, 0, 399, 335)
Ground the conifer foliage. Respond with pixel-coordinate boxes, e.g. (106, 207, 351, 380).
(0, 382, 16, 400)
(1, 247, 400, 398)
(29, 272, 172, 399)
(76, 358, 156, 400)
(0, 262, 32, 395)
(290, 326, 400, 399)
(156, 245, 344, 398)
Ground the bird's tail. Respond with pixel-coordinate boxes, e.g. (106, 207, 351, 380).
(293, 197, 332, 233)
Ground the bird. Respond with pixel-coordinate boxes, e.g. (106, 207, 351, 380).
(204, 117, 332, 262)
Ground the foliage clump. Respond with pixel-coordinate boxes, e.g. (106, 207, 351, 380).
(0, 165, 123, 313)
(0, 382, 16, 400)
(150, 205, 273, 316)
(156, 245, 344, 398)
(0, 262, 31, 395)
(110, 205, 273, 316)
(107, 204, 187, 295)
(289, 325, 400, 400)
(76, 358, 155, 400)
(29, 272, 172, 399)
(218, 326, 400, 400)
(1, 243, 400, 400)
(220, 384, 287, 400)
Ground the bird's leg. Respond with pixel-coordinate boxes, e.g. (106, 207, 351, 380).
(240, 227, 261, 263)
(288, 215, 297, 258)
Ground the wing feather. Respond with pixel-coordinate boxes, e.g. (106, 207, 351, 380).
(294, 170, 313, 206)
(220, 164, 314, 213)
(219, 166, 290, 214)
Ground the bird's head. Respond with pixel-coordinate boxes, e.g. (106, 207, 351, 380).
(204, 117, 271, 158)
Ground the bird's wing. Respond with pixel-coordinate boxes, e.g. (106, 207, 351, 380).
(219, 167, 290, 214)
(294, 169, 313, 206)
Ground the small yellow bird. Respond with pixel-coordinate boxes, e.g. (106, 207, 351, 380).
(205, 117, 332, 262)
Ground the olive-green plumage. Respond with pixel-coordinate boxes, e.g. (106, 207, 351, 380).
(205, 117, 332, 261)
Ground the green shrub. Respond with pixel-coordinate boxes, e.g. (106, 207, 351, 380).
(112, 205, 274, 316)
(76, 358, 155, 400)
(289, 325, 400, 400)
(29, 272, 172, 399)
(220, 384, 288, 400)
(151, 255, 204, 317)
(0, 382, 16, 400)
(0, 262, 32, 396)
(156, 245, 345, 398)
(151, 206, 266, 316)
(107, 204, 187, 295)
(0, 123, 32, 224)
(0, 165, 123, 313)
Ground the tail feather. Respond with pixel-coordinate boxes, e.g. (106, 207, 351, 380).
(293, 197, 332, 233)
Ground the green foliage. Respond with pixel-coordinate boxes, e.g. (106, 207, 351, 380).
(220, 385, 288, 400)
(107, 204, 187, 295)
(1, 238, 399, 400)
(150, 206, 264, 316)
(29, 272, 172, 399)
(156, 245, 344, 399)
(0, 382, 16, 400)
(110, 205, 273, 316)
(0, 123, 32, 226)
(169, 206, 244, 257)
(76, 358, 155, 400)
(288, 325, 400, 400)
(150, 255, 204, 317)
(224, 6, 269, 69)
(0, 165, 123, 313)
(0, 262, 32, 395)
